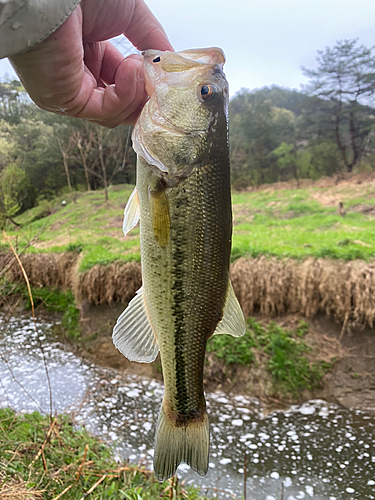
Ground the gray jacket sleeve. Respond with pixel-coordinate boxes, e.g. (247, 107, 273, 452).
(0, 0, 81, 59)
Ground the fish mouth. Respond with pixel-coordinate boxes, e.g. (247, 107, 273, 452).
(142, 47, 225, 66)
(142, 48, 226, 97)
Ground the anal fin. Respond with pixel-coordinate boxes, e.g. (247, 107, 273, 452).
(213, 281, 246, 337)
(112, 287, 159, 363)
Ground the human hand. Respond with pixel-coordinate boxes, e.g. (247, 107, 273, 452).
(9, 0, 173, 127)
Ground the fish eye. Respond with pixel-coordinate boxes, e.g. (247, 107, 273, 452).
(153, 56, 161, 63)
(200, 84, 217, 100)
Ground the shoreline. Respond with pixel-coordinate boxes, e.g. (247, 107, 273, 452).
(2, 251, 375, 412)
(2, 301, 375, 413)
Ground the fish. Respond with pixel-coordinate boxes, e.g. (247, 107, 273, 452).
(113, 48, 246, 481)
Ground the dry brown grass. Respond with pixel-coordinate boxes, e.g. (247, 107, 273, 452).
(5, 253, 79, 290)
(3, 251, 375, 327)
(231, 257, 375, 327)
(75, 260, 142, 305)
(0, 473, 43, 500)
(2, 252, 142, 306)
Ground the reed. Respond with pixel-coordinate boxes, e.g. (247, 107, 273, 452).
(231, 256, 375, 327)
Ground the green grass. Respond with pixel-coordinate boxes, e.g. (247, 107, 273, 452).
(0, 408, 207, 500)
(2, 179, 375, 269)
(4, 186, 140, 271)
(250, 319, 331, 395)
(207, 329, 257, 365)
(79, 244, 141, 272)
(25, 287, 80, 340)
(231, 186, 375, 261)
(207, 318, 332, 397)
(0, 280, 81, 340)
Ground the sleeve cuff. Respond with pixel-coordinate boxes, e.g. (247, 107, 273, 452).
(0, 0, 81, 59)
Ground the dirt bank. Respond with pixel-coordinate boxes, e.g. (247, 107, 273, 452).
(243, 170, 375, 194)
(72, 301, 375, 412)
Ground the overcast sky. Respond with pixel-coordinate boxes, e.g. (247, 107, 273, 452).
(1, 0, 375, 96)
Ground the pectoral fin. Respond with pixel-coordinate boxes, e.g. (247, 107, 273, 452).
(213, 281, 246, 337)
(112, 287, 159, 363)
(149, 187, 170, 248)
(123, 187, 140, 236)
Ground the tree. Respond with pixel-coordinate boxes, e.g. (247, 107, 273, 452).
(302, 39, 375, 172)
(0, 163, 29, 228)
(85, 124, 132, 201)
(0, 120, 17, 172)
(0, 78, 32, 124)
(57, 134, 73, 193)
(272, 142, 300, 184)
(230, 90, 296, 185)
(70, 125, 93, 191)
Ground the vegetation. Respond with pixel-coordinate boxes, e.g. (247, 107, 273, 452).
(231, 186, 375, 261)
(207, 318, 332, 397)
(1, 39, 375, 222)
(230, 39, 375, 187)
(207, 329, 256, 366)
(0, 408, 208, 500)
(302, 39, 375, 174)
(2, 174, 374, 269)
(28, 287, 81, 340)
(1, 186, 141, 268)
(249, 319, 331, 395)
(0, 280, 80, 340)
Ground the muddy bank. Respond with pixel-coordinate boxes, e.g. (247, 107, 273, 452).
(71, 300, 375, 412)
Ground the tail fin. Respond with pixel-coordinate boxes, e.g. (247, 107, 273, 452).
(153, 403, 209, 481)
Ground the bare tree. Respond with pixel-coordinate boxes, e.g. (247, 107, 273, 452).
(88, 125, 132, 201)
(57, 136, 72, 192)
(70, 125, 92, 191)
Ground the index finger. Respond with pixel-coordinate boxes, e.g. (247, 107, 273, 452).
(124, 0, 174, 52)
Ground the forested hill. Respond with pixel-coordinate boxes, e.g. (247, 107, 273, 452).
(230, 86, 309, 117)
(229, 40, 375, 188)
(229, 85, 375, 189)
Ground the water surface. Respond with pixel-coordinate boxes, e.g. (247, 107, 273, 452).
(0, 315, 374, 499)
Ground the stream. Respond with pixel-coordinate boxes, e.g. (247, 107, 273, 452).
(0, 314, 374, 499)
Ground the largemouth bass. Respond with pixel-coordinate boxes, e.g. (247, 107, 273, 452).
(113, 48, 245, 481)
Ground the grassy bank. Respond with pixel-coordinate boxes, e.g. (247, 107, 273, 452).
(231, 186, 375, 261)
(0, 408, 208, 500)
(2, 174, 375, 268)
(207, 318, 332, 398)
(0, 281, 81, 340)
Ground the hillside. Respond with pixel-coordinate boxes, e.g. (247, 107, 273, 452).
(2, 172, 375, 268)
